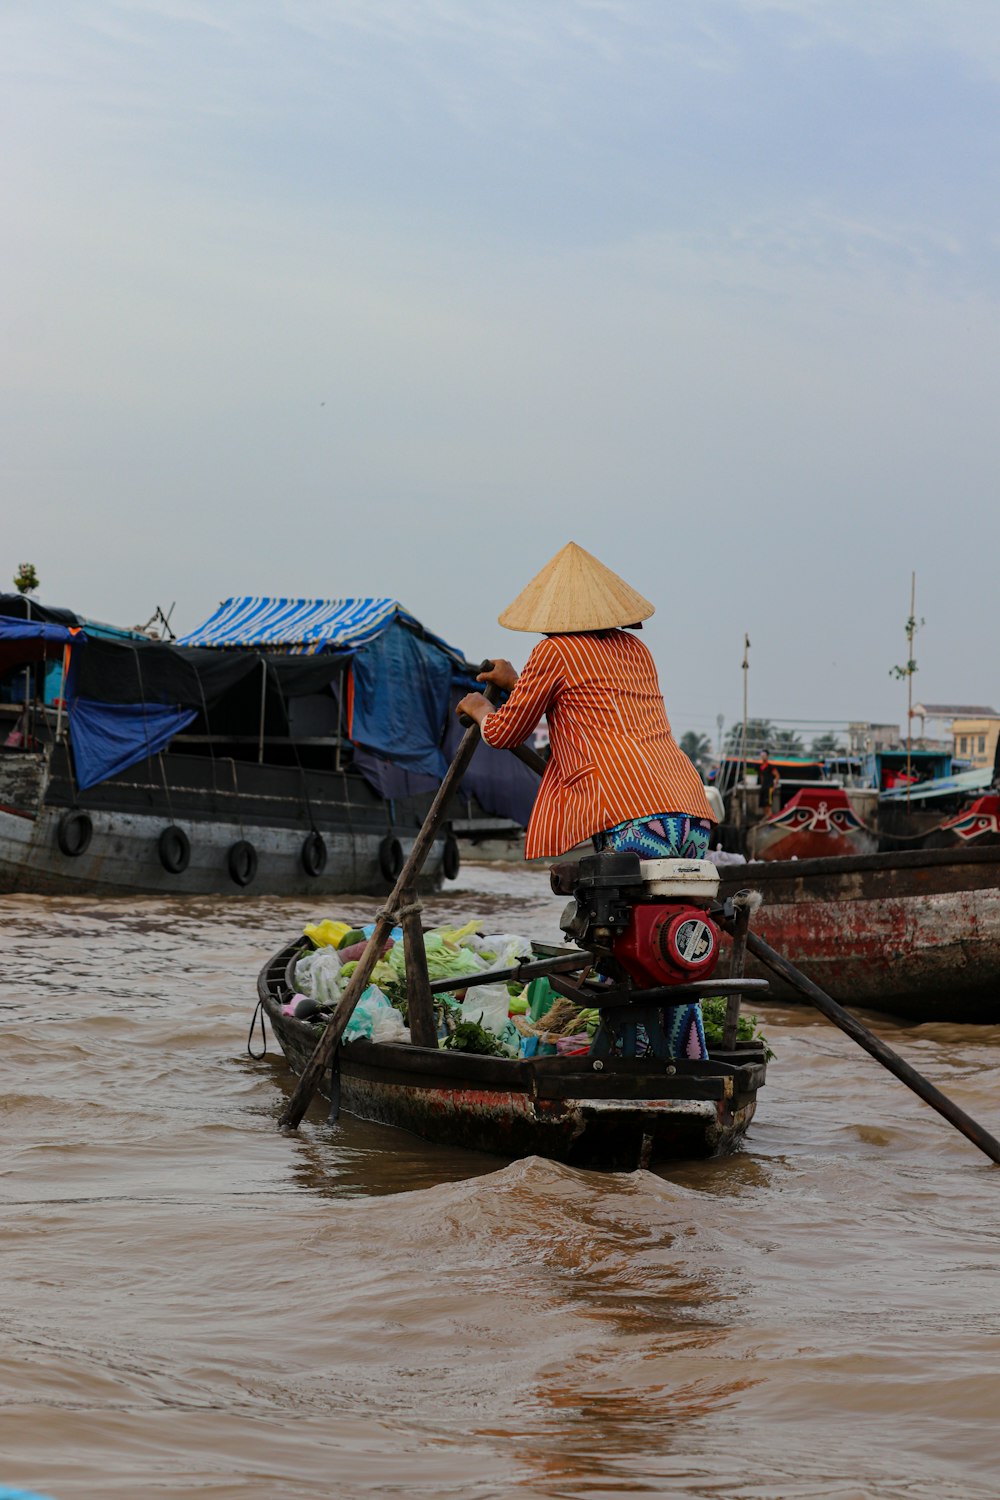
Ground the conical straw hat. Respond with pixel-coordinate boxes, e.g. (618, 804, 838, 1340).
(498, 541, 654, 634)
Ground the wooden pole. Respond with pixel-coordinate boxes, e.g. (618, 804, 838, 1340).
(722, 901, 750, 1049)
(727, 922, 1000, 1165)
(278, 678, 501, 1130)
(54, 643, 70, 742)
(906, 571, 915, 807)
(400, 888, 437, 1048)
(257, 656, 267, 764)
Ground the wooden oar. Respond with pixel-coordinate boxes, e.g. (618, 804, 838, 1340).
(278, 675, 501, 1130)
(722, 918, 1000, 1165)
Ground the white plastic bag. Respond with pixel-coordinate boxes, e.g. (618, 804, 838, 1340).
(479, 933, 534, 970)
(371, 1008, 411, 1044)
(294, 948, 343, 1003)
(459, 982, 512, 1036)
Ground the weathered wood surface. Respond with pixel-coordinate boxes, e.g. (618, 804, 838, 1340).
(717, 847, 1000, 1020)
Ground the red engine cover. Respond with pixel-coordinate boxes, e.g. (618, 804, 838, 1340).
(613, 903, 721, 988)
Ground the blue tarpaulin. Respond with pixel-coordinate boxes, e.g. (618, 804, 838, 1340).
(349, 621, 454, 777)
(69, 699, 197, 791)
(0, 618, 83, 676)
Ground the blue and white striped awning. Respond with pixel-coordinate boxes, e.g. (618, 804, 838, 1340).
(177, 597, 464, 659)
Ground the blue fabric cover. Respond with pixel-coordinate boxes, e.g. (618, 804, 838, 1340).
(351, 687, 540, 829)
(69, 699, 196, 791)
(0, 618, 81, 676)
(349, 622, 453, 777)
(177, 596, 465, 661)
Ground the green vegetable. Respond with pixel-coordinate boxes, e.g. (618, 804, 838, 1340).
(700, 996, 774, 1059)
(442, 1019, 505, 1056)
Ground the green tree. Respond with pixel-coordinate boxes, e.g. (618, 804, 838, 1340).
(724, 719, 776, 756)
(13, 562, 39, 595)
(811, 732, 844, 757)
(770, 728, 805, 757)
(679, 731, 713, 773)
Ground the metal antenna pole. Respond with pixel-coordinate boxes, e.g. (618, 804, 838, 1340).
(740, 634, 750, 828)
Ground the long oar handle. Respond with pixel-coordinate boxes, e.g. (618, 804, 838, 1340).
(460, 661, 547, 776)
(730, 921, 1000, 1165)
(278, 672, 501, 1131)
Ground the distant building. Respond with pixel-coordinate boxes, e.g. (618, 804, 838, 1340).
(912, 702, 997, 741)
(951, 716, 1000, 769)
(847, 722, 900, 755)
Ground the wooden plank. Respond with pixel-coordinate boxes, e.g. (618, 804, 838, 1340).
(722, 902, 750, 1049)
(400, 889, 437, 1049)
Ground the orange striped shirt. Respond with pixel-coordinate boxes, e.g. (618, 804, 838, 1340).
(480, 630, 716, 858)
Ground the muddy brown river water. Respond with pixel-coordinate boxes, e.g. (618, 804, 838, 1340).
(1, 864, 999, 1499)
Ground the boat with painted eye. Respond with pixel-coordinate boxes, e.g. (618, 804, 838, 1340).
(254, 938, 769, 1168)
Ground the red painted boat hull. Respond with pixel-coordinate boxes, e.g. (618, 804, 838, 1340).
(718, 845, 1000, 1021)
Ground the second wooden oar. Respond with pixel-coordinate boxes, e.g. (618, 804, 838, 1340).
(728, 920, 1000, 1165)
(278, 677, 500, 1131)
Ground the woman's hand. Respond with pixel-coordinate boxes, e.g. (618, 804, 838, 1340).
(455, 692, 493, 726)
(477, 659, 518, 692)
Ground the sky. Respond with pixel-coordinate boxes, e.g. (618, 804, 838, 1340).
(3, 0, 998, 748)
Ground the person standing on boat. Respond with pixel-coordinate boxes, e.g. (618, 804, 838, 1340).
(758, 751, 780, 812)
(455, 541, 716, 864)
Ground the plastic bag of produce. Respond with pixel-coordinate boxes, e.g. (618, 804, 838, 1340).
(303, 919, 352, 948)
(343, 985, 394, 1041)
(459, 982, 512, 1036)
(370, 1007, 411, 1044)
(295, 947, 343, 1003)
(477, 934, 534, 970)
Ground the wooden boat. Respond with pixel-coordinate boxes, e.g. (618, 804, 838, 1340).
(746, 786, 878, 861)
(255, 939, 769, 1168)
(717, 844, 1000, 1022)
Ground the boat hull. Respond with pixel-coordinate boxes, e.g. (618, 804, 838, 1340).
(718, 845, 1000, 1021)
(0, 744, 445, 897)
(258, 944, 765, 1168)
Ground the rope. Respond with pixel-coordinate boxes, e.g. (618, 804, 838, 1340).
(247, 998, 267, 1059)
(376, 900, 422, 924)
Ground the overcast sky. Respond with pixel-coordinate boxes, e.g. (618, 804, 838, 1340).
(4, 1, 998, 745)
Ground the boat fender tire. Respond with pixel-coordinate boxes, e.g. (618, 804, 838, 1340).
(57, 809, 93, 858)
(442, 833, 461, 881)
(228, 839, 258, 887)
(301, 830, 327, 877)
(378, 835, 404, 884)
(158, 824, 191, 875)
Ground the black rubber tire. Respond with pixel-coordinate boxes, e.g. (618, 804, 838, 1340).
(378, 834, 404, 883)
(228, 839, 258, 887)
(301, 830, 327, 877)
(442, 833, 461, 881)
(158, 824, 191, 875)
(56, 809, 93, 858)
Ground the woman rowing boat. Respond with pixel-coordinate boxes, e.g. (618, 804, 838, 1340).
(456, 541, 716, 862)
(456, 543, 718, 1061)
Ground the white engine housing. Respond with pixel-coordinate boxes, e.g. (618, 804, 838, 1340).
(638, 858, 721, 903)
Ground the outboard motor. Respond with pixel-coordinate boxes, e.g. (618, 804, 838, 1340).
(551, 850, 722, 990)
